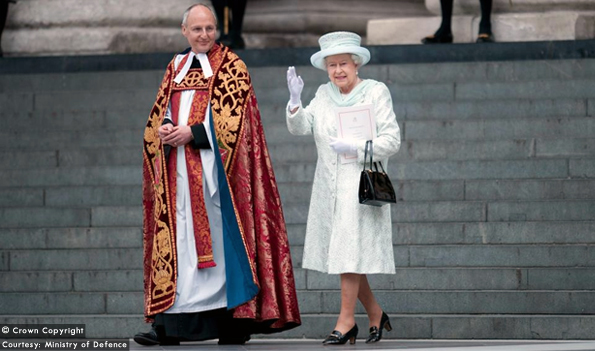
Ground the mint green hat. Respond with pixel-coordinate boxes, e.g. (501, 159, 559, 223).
(310, 31, 371, 70)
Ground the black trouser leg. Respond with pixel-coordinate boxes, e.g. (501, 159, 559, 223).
(478, 0, 493, 34)
(437, 0, 454, 35)
(211, 0, 228, 35)
(0, 1, 9, 57)
(230, 0, 247, 38)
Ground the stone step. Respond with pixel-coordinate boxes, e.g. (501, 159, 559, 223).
(4, 242, 591, 272)
(301, 290, 595, 315)
(284, 200, 595, 225)
(1, 98, 590, 136)
(0, 270, 142, 293)
(1, 314, 594, 339)
(276, 314, 595, 340)
(395, 98, 591, 121)
(288, 220, 595, 247)
(0, 292, 144, 315)
(255, 79, 595, 107)
(256, 97, 593, 122)
(279, 178, 595, 204)
(3, 77, 595, 115)
(464, 179, 595, 201)
(0, 207, 91, 228)
(0, 136, 592, 170)
(306, 267, 595, 291)
(272, 158, 588, 182)
(0, 124, 310, 149)
(0, 166, 141, 187)
(0, 138, 579, 169)
(3, 267, 595, 293)
(2, 179, 595, 209)
(0, 149, 144, 169)
(0, 206, 141, 228)
(251, 59, 595, 88)
(0, 186, 149, 208)
(0, 71, 163, 93)
(0, 227, 142, 250)
(391, 221, 595, 246)
(3, 248, 142, 271)
(0, 89, 157, 114)
(405, 117, 595, 141)
(2, 290, 595, 316)
(0, 158, 589, 187)
(1, 221, 592, 251)
(290, 243, 595, 269)
(0, 129, 144, 149)
(3, 60, 595, 94)
(0, 110, 149, 132)
(3, 200, 593, 228)
(25, 137, 595, 169)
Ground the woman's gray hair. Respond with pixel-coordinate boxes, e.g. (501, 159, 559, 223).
(324, 54, 363, 67)
(182, 3, 218, 26)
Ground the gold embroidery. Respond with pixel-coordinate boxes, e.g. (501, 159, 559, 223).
(143, 61, 177, 310)
(211, 53, 250, 155)
(152, 218, 174, 299)
(175, 70, 209, 90)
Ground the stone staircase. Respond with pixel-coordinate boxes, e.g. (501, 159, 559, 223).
(0, 50, 594, 340)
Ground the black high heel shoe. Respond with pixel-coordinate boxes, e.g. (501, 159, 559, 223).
(322, 324, 358, 345)
(365, 311, 392, 343)
(421, 32, 453, 44)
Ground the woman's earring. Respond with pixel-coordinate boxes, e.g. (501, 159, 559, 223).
(356, 71, 359, 75)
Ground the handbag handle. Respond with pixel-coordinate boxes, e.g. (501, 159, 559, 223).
(363, 140, 374, 171)
(374, 161, 387, 174)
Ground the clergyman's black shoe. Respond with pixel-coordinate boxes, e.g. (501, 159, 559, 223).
(218, 334, 251, 345)
(133, 328, 159, 346)
(133, 328, 180, 346)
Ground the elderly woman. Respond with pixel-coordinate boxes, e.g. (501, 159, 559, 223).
(285, 31, 401, 345)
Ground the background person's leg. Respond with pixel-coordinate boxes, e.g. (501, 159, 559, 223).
(422, 0, 454, 44)
(0, 0, 10, 57)
(322, 273, 360, 345)
(477, 0, 495, 42)
(229, 0, 247, 49)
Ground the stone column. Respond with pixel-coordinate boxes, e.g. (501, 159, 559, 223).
(368, 0, 595, 44)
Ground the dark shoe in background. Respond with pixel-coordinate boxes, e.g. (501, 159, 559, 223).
(476, 33, 495, 43)
(219, 33, 245, 50)
(421, 32, 454, 44)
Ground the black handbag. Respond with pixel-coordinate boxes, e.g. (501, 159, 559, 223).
(358, 140, 397, 206)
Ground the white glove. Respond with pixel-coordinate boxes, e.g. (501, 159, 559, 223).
(287, 66, 304, 109)
(329, 137, 357, 156)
